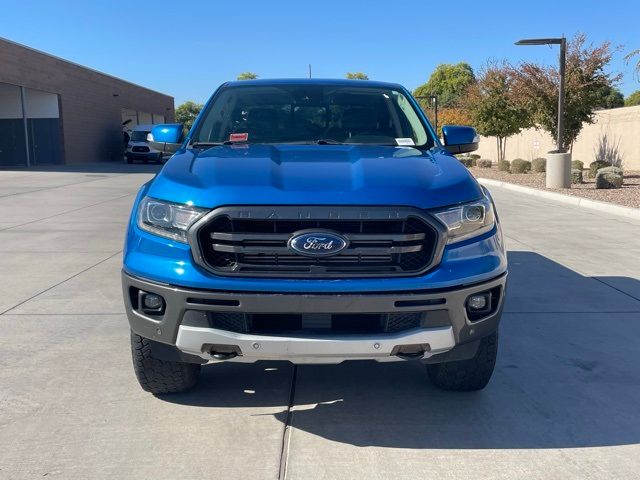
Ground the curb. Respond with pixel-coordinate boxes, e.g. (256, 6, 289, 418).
(477, 177, 640, 220)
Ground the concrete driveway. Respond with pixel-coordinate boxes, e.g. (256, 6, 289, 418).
(1, 163, 639, 480)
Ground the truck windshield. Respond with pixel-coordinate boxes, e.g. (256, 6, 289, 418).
(192, 84, 433, 147)
(130, 131, 150, 142)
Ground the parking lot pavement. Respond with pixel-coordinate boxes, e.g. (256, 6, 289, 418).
(1, 164, 639, 479)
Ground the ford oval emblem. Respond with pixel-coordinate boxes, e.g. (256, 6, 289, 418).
(288, 230, 349, 257)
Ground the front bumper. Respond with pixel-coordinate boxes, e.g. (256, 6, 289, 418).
(123, 271, 506, 364)
(176, 324, 456, 363)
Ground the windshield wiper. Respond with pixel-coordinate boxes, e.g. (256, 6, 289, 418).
(190, 141, 224, 148)
(190, 141, 248, 149)
(314, 139, 343, 145)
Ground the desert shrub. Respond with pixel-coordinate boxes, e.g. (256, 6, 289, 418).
(595, 170, 623, 189)
(510, 158, 531, 173)
(469, 154, 481, 160)
(571, 169, 583, 184)
(532, 157, 546, 173)
(589, 160, 611, 178)
(498, 160, 510, 172)
(598, 166, 624, 177)
(477, 159, 492, 168)
(456, 155, 477, 167)
(571, 160, 584, 171)
(594, 132, 623, 168)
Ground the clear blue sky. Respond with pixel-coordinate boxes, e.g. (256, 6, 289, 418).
(4, 0, 639, 104)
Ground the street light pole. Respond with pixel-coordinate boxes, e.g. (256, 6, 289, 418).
(515, 36, 567, 152)
(415, 94, 438, 135)
(430, 95, 438, 135)
(557, 37, 566, 152)
(516, 36, 571, 188)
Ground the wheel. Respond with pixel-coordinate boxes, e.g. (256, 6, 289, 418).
(126, 156, 133, 164)
(130, 331, 201, 394)
(426, 330, 498, 391)
(157, 152, 164, 164)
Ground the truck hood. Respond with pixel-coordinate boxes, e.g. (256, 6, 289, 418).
(147, 144, 484, 209)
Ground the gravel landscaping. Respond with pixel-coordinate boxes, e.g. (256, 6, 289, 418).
(469, 166, 640, 209)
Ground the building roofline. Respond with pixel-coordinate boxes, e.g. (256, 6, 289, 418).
(0, 36, 174, 99)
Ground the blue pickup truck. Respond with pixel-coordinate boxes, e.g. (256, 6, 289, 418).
(122, 79, 507, 394)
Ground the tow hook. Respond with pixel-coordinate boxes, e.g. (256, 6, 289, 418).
(202, 344, 241, 360)
(211, 351, 238, 360)
(392, 343, 431, 359)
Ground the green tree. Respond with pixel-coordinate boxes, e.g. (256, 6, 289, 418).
(467, 64, 531, 162)
(175, 101, 203, 131)
(237, 72, 259, 80)
(594, 85, 624, 109)
(413, 63, 476, 108)
(345, 72, 369, 80)
(511, 34, 621, 150)
(625, 90, 640, 106)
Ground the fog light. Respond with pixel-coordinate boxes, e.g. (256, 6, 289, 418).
(466, 287, 501, 321)
(468, 294, 488, 311)
(142, 293, 164, 311)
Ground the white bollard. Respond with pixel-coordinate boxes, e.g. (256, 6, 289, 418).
(546, 151, 572, 188)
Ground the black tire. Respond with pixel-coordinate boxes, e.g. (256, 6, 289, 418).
(131, 331, 201, 394)
(426, 331, 498, 391)
(157, 152, 164, 164)
(126, 156, 133, 164)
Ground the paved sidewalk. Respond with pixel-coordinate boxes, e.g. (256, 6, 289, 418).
(0, 164, 639, 479)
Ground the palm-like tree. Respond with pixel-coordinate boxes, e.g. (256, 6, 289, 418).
(625, 49, 640, 79)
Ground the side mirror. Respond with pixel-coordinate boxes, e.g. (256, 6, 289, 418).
(147, 123, 186, 154)
(441, 125, 479, 154)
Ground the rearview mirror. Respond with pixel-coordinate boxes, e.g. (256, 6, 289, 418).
(147, 123, 186, 154)
(441, 125, 479, 154)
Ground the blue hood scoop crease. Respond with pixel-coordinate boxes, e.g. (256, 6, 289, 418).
(150, 144, 482, 209)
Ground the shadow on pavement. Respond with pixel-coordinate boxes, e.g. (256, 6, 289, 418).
(161, 252, 640, 449)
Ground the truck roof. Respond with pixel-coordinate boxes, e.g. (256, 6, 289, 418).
(131, 124, 153, 131)
(222, 78, 405, 89)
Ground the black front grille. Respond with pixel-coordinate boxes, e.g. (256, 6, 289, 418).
(208, 311, 427, 334)
(191, 206, 444, 278)
(132, 146, 150, 152)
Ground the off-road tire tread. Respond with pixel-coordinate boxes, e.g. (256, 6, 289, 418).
(131, 332, 200, 394)
(426, 331, 498, 391)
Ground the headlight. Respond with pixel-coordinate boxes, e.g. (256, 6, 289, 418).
(137, 197, 207, 242)
(433, 195, 495, 244)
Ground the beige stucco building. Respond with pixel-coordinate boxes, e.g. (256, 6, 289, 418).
(474, 105, 640, 170)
